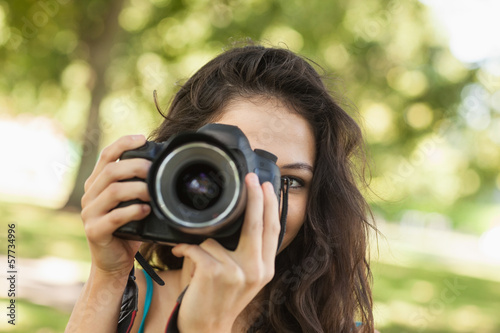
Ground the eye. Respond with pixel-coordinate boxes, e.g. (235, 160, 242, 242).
(283, 176, 304, 189)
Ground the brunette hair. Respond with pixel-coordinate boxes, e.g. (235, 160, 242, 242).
(142, 42, 375, 332)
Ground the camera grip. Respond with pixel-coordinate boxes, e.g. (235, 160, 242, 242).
(113, 178, 150, 238)
(120, 141, 158, 161)
(114, 197, 149, 240)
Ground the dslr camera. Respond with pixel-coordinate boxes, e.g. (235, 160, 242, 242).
(113, 123, 281, 250)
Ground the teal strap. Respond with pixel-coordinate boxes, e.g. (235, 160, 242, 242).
(138, 270, 154, 333)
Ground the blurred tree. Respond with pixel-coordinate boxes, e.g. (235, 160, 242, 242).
(2, 0, 132, 208)
(4, 0, 497, 231)
(64, 0, 126, 208)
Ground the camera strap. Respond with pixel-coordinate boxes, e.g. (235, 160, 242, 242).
(277, 176, 290, 252)
(116, 265, 138, 333)
(135, 251, 165, 286)
(116, 254, 164, 333)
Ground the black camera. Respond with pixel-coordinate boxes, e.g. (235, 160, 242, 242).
(113, 123, 281, 250)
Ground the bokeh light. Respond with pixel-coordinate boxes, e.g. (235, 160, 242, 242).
(479, 226, 500, 261)
(405, 103, 434, 129)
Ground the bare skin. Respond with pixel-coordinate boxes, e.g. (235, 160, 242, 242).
(66, 97, 316, 332)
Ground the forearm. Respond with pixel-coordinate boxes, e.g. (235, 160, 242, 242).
(65, 266, 129, 332)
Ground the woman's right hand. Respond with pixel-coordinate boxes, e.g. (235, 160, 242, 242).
(81, 135, 152, 278)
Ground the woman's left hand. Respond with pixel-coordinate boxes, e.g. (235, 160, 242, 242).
(171, 173, 281, 332)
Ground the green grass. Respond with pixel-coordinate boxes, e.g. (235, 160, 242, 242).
(0, 299, 70, 332)
(1, 202, 499, 332)
(372, 200, 500, 235)
(372, 262, 500, 333)
(0, 202, 90, 261)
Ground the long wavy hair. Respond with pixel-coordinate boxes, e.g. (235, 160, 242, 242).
(141, 42, 375, 332)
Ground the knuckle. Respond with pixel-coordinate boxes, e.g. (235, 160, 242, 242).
(118, 135, 138, 150)
(200, 238, 219, 249)
(107, 210, 123, 225)
(81, 206, 89, 221)
(139, 185, 151, 202)
(200, 260, 219, 276)
(100, 145, 113, 161)
(107, 182, 121, 197)
(132, 204, 148, 218)
(102, 163, 115, 178)
(80, 206, 91, 222)
(270, 220, 281, 234)
(84, 178, 92, 192)
(138, 159, 152, 175)
(181, 245, 197, 258)
(224, 265, 244, 285)
(83, 221, 98, 241)
(245, 273, 260, 287)
(232, 268, 246, 285)
(263, 267, 275, 283)
(244, 265, 264, 286)
(81, 193, 89, 209)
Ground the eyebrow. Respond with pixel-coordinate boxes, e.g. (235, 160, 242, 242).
(280, 162, 314, 173)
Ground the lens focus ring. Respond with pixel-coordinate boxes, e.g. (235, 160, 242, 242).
(154, 142, 244, 234)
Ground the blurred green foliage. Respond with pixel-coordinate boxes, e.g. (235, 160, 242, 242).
(1, 0, 499, 331)
(0, 202, 88, 261)
(0, 299, 70, 332)
(372, 262, 500, 332)
(2, 0, 498, 230)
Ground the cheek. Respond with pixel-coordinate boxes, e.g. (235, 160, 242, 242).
(279, 195, 307, 250)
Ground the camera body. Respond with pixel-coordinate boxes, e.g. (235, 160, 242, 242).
(113, 123, 281, 250)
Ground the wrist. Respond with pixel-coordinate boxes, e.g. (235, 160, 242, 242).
(90, 265, 131, 293)
(91, 258, 133, 278)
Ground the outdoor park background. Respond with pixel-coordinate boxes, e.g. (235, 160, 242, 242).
(1, 0, 500, 332)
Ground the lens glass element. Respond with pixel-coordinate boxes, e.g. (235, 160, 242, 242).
(176, 163, 223, 211)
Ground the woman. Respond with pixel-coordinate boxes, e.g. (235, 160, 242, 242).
(66, 43, 375, 332)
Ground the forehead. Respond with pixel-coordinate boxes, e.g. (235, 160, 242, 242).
(214, 98, 316, 167)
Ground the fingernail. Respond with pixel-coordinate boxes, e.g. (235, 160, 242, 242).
(132, 134, 145, 141)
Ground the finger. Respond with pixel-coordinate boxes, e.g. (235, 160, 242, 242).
(85, 135, 146, 191)
(199, 238, 235, 263)
(236, 173, 264, 254)
(171, 244, 221, 273)
(83, 158, 152, 205)
(85, 204, 150, 244)
(83, 181, 150, 218)
(261, 182, 281, 264)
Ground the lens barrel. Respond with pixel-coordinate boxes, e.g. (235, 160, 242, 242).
(154, 142, 245, 234)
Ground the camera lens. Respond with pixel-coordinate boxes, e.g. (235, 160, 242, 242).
(176, 163, 223, 210)
(155, 141, 246, 233)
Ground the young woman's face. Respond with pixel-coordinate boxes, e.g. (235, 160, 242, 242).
(214, 97, 316, 250)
